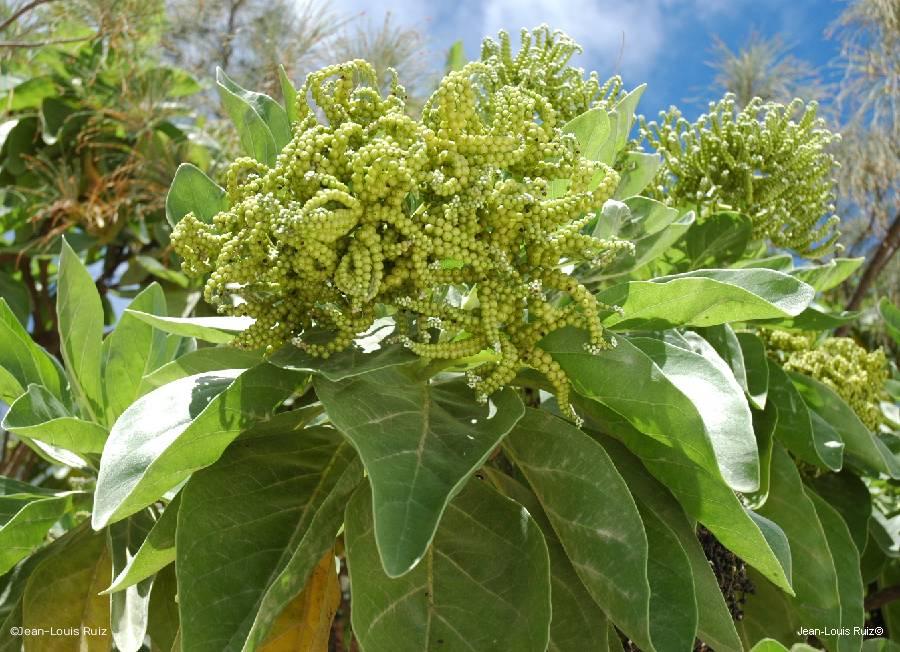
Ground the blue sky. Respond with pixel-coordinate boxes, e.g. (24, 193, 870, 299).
(329, 0, 848, 118)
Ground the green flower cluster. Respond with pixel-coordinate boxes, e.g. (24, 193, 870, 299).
(764, 330, 888, 429)
(172, 34, 634, 418)
(641, 94, 841, 256)
(479, 25, 625, 123)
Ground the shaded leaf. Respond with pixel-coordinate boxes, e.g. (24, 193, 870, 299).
(108, 511, 156, 652)
(757, 445, 842, 651)
(807, 472, 871, 553)
(345, 478, 551, 652)
(93, 364, 301, 527)
(105, 494, 180, 594)
(502, 409, 655, 650)
(270, 341, 417, 381)
(0, 490, 77, 575)
(791, 372, 900, 478)
(315, 366, 523, 577)
(807, 491, 864, 652)
(146, 564, 179, 652)
(768, 362, 843, 471)
(485, 469, 610, 652)
(601, 436, 743, 652)
(177, 419, 361, 652)
(737, 332, 769, 409)
(683, 212, 753, 268)
(2, 384, 107, 453)
(22, 525, 112, 652)
(258, 551, 340, 652)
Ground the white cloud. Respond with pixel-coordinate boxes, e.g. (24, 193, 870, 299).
(478, 0, 667, 80)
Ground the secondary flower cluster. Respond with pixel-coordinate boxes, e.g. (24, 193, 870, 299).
(172, 33, 633, 416)
(641, 94, 841, 256)
(764, 330, 888, 430)
(479, 26, 625, 123)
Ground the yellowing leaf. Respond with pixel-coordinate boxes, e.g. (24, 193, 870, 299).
(259, 551, 341, 652)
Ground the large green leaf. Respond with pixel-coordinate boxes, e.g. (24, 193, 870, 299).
(277, 65, 298, 123)
(216, 68, 291, 151)
(807, 491, 864, 652)
(637, 503, 697, 652)
(315, 366, 523, 577)
(102, 283, 172, 424)
(0, 541, 50, 652)
(57, 238, 104, 420)
(613, 151, 660, 199)
(574, 396, 793, 594)
(502, 409, 655, 650)
(108, 511, 156, 652)
(737, 332, 769, 409)
(165, 163, 228, 226)
(139, 347, 262, 392)
(791, 258, 863, 292)
(683, 212, 753, 268)
(597, 269, 815, 330)
(93, 363, 302, 527)
(757, 445, 842, 651)
(177, 419, 361, 652)
(345, 478, 551, 652)
(756, 307, 861, 331)
(696, 325, 747, 395)
(581, 198, 693, 280)
(485, 469, 610, 652)
(542, 329, 724, 486)
(124, 311, 252, 344)
(146, 564, 179, 652)
(768, 363, 843, 471)
(0, 490, 78, 575)
(216, 69, 279, 166)
(22, 524, 112, 652)
(610, 84, 646, 154)
(105, 495, 180, 594)
(748, 397, 777, 507)
(563, 108, 610, 160)
(636, 333, 759, 490)
(2, 383, 107, 453)
(0, 299, 66, 405)
(807, 472, 871, 553)
(602, 437, 742, 652)
(791, 372, 900, 478)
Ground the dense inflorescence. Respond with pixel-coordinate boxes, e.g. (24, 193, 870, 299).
(763, 330, 888, 429)
(172, 37, 634, 418)
(641, 94, 841, 256)
(479, 25, 625, 123)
